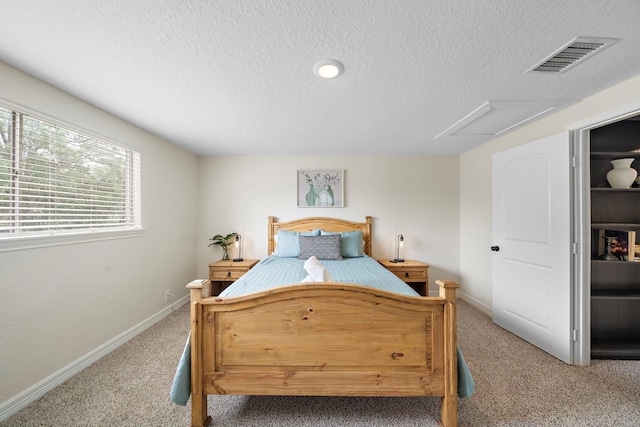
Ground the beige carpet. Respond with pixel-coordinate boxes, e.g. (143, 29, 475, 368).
(2, 299, 639, 426)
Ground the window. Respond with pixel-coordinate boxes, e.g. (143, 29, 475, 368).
(0, 104, 141, 248)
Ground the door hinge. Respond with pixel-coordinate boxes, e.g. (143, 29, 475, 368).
(572, 329, 578, 342)
(571, 155, 578, 168)
(572, 242, 577, 255)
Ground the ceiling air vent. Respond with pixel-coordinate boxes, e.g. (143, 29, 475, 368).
(527, 37, 619, 74)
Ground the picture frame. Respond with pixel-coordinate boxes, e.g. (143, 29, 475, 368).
(594, 229, 637, 261)
(297, 169, 344, 207)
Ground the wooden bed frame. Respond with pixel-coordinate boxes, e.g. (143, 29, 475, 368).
(187, 216, 460, 427)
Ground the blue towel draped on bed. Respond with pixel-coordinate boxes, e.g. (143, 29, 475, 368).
(170, 256, 475, 404)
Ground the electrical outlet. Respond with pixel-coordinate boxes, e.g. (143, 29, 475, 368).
(164, 290, 173, 302)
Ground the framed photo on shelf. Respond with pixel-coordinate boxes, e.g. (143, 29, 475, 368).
(297, 170, 344, 207)
(594, 229, 636, 261)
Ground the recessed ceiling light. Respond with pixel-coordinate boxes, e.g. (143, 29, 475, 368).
(314, 59, 344, 79)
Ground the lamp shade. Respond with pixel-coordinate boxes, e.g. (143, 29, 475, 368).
(393, 234, 404, 263)
(233, 234, 243, 262)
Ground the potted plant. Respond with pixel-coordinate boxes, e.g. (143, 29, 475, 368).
(208, 232, 237, 260)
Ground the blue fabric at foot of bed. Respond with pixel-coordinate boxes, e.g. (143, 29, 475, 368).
(169, 337, 475, 405)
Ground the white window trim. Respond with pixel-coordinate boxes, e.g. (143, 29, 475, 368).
(0, 227, 145, 252)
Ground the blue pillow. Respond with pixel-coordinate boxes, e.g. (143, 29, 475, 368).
(275, 229, 320, 257)
(275, 230, 299, 257)
(341, 231, 364, 257)
(320, 230, 364, 258)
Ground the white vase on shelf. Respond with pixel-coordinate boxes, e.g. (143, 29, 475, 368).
(606, 158, 637, 188)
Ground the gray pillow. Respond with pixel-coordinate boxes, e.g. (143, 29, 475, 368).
(298, 234, 343, 260)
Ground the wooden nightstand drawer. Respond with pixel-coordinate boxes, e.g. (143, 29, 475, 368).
(377, 259, 430, 296)
(210, 267, 247, 281)
(389, 268, 427, 282)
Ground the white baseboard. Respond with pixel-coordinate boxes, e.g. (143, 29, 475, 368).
(458, 291, 493, 317)
(428, 288, 493, 316)
(0, 294, 190, 422)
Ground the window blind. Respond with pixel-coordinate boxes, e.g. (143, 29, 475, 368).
(0, 105, 141, 237)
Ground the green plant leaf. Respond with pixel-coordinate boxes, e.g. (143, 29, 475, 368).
(208, 232, 237, 248)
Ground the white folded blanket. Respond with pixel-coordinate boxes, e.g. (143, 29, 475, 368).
(300, 256, 332, 282)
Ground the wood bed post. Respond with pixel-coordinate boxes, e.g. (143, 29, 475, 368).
(268, 216, 276, 256)
(186, 282, 211, 427)
(437, 279, 460, 427)
(364, 216, 372, 257)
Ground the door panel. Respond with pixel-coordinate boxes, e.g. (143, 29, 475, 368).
(492, 131, 572, 364)
(504, 260, 552, 330)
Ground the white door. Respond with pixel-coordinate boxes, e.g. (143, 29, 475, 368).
(492, 132, 572, 364)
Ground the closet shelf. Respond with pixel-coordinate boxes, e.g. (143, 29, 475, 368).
(591, 339, 640, 360)
(591, 290, 640, 299)
(591, 222, 640, 229)
(591, 259, 640, 265)
(590, 151, 640, 157)
(590, 187, 640, 192)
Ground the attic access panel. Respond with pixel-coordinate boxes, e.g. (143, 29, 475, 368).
(435, 100, 574, 140)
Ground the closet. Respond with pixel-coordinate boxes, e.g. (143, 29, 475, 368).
(590, 116, 640, 359)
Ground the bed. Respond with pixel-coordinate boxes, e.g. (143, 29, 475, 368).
(173, 216, 472, 427)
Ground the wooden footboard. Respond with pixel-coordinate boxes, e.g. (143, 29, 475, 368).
(187, 279, 459, 427)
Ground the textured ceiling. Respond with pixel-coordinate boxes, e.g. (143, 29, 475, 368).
(1, 1, 640, 155)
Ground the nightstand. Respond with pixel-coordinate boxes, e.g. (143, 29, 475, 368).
(208, 259, 259, 295)
(378, 259, 430, 296)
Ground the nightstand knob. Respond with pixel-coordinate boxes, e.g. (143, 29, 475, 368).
(226, 271, 231, 278)
(405, 272, 409, 278)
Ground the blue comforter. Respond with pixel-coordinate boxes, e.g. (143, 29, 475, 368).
(217, 255, 420, 297)
(170, 256, 474, 404)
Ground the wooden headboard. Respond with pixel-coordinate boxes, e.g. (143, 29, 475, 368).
(268, 216, 373, 257)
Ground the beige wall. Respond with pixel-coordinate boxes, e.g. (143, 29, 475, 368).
(0, 63, 198, 408)
(196, 156, 461, 290)
(459, 74, 640, 313)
